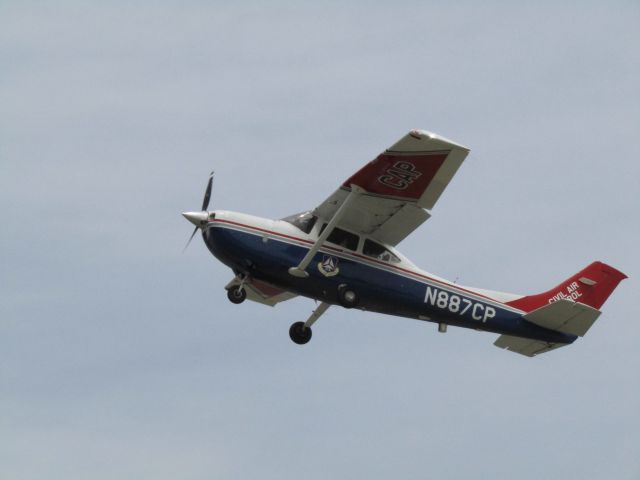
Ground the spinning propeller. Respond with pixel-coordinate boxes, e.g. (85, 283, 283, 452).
(182, 171, 214, 251)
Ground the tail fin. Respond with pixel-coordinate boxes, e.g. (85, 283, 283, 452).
(506, 261, 627, 312)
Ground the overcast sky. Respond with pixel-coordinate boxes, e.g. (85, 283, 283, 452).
(2, 2, 639, 479)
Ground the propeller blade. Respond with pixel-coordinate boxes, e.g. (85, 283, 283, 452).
(183, 171, 214, 252)
(201, 171, 214, 211)
(183, 226, 199, 253)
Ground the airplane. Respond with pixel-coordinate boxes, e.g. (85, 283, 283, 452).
(182, 129, 627, 357)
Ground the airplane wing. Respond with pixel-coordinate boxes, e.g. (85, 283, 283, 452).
(313, 130, 469, 246)
(225, 277, 297, 306)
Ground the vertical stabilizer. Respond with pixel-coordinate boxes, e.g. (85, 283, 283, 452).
(506, 261, 627, 312)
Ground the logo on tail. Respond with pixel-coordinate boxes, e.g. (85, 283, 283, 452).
(549, 281, 583, 303)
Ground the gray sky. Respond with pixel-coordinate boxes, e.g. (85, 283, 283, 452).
(2, 2, 639, 479)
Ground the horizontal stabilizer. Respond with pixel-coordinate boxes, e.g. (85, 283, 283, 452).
(494, 335, 568, 357)
(523, 299, 601, 337)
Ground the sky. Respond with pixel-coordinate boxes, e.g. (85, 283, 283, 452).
(1, 2, 639, 479)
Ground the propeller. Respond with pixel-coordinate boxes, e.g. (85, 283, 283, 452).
(182, 171, 214, 252)
(201, 170, 214, 211)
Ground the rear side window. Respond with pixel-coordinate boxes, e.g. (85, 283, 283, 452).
(363, 239, 400, 263)
(319, 224, 359, 251)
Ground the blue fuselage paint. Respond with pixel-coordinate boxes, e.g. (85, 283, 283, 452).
(204, 221, 576, 345)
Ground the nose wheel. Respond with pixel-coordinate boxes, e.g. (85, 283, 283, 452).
(227, 286, 246, 304)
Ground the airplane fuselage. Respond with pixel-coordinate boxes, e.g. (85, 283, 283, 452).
(204, 211, 576, 345)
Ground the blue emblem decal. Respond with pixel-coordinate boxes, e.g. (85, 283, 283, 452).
(318, 255, 340, 277)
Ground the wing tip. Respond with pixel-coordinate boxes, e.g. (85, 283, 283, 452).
(409, 129, 470, 151)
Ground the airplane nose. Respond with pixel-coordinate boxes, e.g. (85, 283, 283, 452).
(182, 211, 209, 227)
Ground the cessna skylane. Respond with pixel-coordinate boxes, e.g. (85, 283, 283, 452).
(182, 130, 626, 356)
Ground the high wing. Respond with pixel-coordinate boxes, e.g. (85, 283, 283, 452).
(313, 130, 469, 246)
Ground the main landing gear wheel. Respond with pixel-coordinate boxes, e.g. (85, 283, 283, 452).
(289, 321, 312, 345)
(337, 284, 359, 309)
(227, 286, 246, 304)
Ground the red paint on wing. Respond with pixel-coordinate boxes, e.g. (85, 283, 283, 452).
(343, 152, 448, 199)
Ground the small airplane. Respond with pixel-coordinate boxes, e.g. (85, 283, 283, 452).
(182, 129, 626, 356)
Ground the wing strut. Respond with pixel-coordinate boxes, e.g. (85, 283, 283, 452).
(288, 184, 364, 278)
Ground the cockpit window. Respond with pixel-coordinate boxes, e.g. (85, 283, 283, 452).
(319, 224, 359, 251)
(363, 239, 400, 263)
(282, 211, 317, 234)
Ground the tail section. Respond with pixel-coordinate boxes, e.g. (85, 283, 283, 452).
(506, 261, 627, 313)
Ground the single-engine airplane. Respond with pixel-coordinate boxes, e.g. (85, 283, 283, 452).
(183, 129, 626, 356)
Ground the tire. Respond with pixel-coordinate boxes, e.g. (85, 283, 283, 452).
(337, 284, 359, 309)
(289, 321, 312, 345)
(227, 286, 246, 304)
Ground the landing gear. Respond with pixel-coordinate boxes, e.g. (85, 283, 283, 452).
(337, 284, 359, 309)
(288, 302, 330, 345)
(289, 321, 312, 344)
(227, 286, 246, 304)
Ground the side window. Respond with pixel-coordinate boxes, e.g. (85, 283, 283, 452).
(363, 239, 400, 263)
(319, 224, 359, 251)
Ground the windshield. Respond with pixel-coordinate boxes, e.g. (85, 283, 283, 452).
(282, 211, 317, 234)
